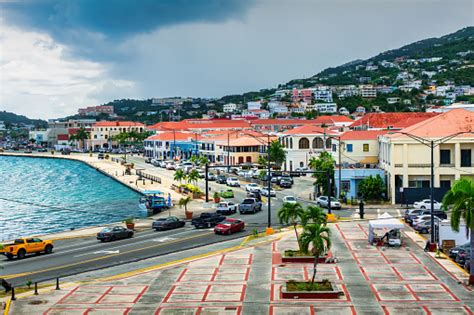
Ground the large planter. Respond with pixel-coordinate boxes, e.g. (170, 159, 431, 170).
(126, 223, 135, 230)
(185, 211, 193, 220)
(281, 281, 343, 299)
(214, 197, 221, 203)
(282, 250, 332, 264)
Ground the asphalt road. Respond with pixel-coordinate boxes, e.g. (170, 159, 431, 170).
(0, 155, 359, 287)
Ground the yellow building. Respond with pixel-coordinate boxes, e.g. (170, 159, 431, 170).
(379, 109, 474, 204)
(89, 121, 145, 149)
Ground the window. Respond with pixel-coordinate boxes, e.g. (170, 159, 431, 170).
(440, 149, 451, 164)
(408, 180, 430, 188)
(325, 138, 332, 149)
(300, 162, 304, 167)
(440, 180, 451, 188)
(341, 181, 350, 192)
(461, 149, 472, 167)
(289, 138, 293, 149)
(346, 144, 353, 152)
(313, 137, 324, 149)
(299, 137, 310, 149)
(363, 144, 369, 152)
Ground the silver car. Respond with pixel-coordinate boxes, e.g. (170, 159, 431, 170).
(316, 196, 342, 210)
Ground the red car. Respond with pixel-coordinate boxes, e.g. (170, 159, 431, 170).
(214, 218, 245, 235)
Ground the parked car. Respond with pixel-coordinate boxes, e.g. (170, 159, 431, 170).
(220, 189, 234, 198)
(295, 167, 309, 176)
(404, 209, 425, 224)
(278, 175, 294, 185)
(166, 162, 176, 170)
(279, 179, 293, 188)
(448, 242, 470, 259)
(216, 202, 238, 215)
(316, 196, 342, 210)
(191, 212, 226, 228)
(37, 147, 48, 152)
(145, 157, 152, 164)
(245, 183, 261, 192)
(407, 209, 447, 225)
(206, 173, 216, 181)
(455, 248, 471, 266)
(214, 218, 245, 235)
(216, 175, 227, 184)
(98, 153, 105, 159)
(159, 160, 168, 168)
(413, 220, 431, 234)
(226, 177, 241, 187)
(413, 199, 442, 210)
(152, 216, 185, 231)
(261, 187, 276, 197)
(464, 257, 471, 272)
(282, 196, 297, 204)
(97, 226, 133, 242)
(239, 198, 262, 214)
(412, 215, 441, 227)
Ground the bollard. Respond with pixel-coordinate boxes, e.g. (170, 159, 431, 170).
(309, 193, 312, 200)
(11, 287, 15, 301)
(56, 278, 60, 290)
(359, 200, 364, 219)
(34, 282, 38, 295)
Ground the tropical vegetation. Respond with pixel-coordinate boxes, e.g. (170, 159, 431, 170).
(278, 202, 305, 251)
(358, 175, 386, 201)
(442, 177, 474, 285)
(309, 151, 335, 196)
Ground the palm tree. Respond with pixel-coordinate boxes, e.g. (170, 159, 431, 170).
(189, 155, 199, 165)
(198, 155, 209, 166)
(299, 224, 332, 289)
(174, 169, 186, 184)
(442, 177, 474, 285)
(187, 169, 200, 186)
(178, 196, 192, 213)
(74, 127, 90, 150)
(278, 202, 305, 251)
(302, 205, 327, 226)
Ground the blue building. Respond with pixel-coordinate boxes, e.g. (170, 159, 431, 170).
(335, 168, 386, 199)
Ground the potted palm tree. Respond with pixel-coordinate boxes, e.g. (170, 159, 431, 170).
(278, 202, 305, 252)
(213, 191, 221, 203)
(174, 169, 186, 192)
(179, 196, 193, 219)
(124, 217, 135, 230)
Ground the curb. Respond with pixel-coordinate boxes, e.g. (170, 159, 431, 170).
(2, 298, 10, 315)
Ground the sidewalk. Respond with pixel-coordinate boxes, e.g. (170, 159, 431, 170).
(6, 220, 473, 315)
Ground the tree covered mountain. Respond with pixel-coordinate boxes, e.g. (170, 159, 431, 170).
(0, 111, 47, 128)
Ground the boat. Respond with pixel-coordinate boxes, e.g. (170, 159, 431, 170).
(139, 190, 170, 214)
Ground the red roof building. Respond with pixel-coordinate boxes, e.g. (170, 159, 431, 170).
(350, 112, 438, 130)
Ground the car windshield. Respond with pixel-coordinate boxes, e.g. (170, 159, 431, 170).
(156, 218, 166, 222)
(242, 199, 254, 204)
(286, 197, 296, 201)
(220, 220, 234, 225)
(219, 203, 228, 207)
(100, 228, 112, 233)
(14, 239, 24, 244)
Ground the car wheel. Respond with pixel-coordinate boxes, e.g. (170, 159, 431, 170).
(421, 206, 426, 209)
(6, 253, 13, 260)
(128, 232, 133, 238)
(17, 249, 26, 260)
(110, 236, 116, 242)
(45, 244, 53, 254)
(207, 222, 211, 228)
(227, 230, 232, 235)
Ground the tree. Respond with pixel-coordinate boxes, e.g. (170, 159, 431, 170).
(74, 127, 90, 149)
(178, 196, 192, 213)
(174, 169, 186, 184)
(308, 151, 335, 196)
(442, 178, 474, 285)
(358, 175, 386, 201)
(302, 205, 327, 226)
(278, 202, 305, 251)
(267, 140, 287, 167)
(198, 155, 209, 166)
(299, 223, 332, 289)
(187, 169, 200, 185)
(189, 155, 199, 165)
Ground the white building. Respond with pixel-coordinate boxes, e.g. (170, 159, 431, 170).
(306, 103, 338, 113)
(0, 121, 6, 131)
(313, 89, 333, 103)
(387, 97, 400, 104)
(247, 101, 262, 111)
(223, 103, 237, 113)
(360, 85, 377, 98)
(339, 107, 350, 115)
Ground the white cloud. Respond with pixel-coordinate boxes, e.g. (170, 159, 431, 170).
(0, 21, 136, 119)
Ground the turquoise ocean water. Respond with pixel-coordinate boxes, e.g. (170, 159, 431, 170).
(0, 156, 144, 241)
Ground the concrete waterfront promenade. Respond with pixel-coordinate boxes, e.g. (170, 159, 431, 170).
(5, 221, 473, 315)
(0, 152, 209, 239)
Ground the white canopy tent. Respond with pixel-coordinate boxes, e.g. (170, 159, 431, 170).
(368, 212, 405, 243)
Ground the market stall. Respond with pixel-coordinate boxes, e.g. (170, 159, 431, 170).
(368, 213, 405, 246)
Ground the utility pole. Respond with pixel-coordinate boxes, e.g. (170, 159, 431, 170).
(430, 140, 435, 244)
(267, 134, 272, 228)
(173, 129, 176, 161)
(227, 132, 230, 173)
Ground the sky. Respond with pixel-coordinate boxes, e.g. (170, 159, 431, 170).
(0, 0, 472, 119)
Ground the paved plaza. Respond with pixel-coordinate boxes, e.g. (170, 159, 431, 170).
(7, 221, 473, 315)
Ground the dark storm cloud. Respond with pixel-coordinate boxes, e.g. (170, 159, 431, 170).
(1, 0, 255, 59)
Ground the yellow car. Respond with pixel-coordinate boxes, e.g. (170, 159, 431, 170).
(0, 237, 54, 260)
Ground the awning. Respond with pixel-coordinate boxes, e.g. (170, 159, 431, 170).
(368, 212, 404, 242)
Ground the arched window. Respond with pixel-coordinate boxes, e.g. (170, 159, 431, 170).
(285, 138, 288, 148)
(299, 137, 310, 149)
(289, 138, 293, 149)
(313, 137, 324, 149)
(326, 138, 332, 149)
(300, 161, 304, 167)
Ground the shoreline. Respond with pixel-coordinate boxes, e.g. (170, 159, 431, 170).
(0, 152, 159, 241)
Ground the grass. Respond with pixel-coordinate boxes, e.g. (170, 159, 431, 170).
(286, 280, 333, 292)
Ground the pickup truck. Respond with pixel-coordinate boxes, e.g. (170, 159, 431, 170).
(239, 198, 262, 214)
(0, 237, 54, 260)
(191, 212, 226, 228)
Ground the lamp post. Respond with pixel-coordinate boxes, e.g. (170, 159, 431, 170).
(389, 131, 471, 245)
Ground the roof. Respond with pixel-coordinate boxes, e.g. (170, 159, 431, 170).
(94, 121, 145, 127)
(350, 112, 438, 129)
(314, 115, 353, 124)
(225, 135, 278, 147)
(281, 124, 338, 136)
(387, 109, 474, 139)
(340, 130, 388, 141)
(146, 132, 201, 142)
(149, 119, 251, 131)
(249, 119, 320, 126)
(57, 134, 69, 140)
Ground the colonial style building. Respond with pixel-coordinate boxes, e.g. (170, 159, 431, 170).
(89, 121, 145, 149)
